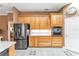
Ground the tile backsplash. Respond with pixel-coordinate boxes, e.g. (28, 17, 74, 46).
(30, 30, 51, 36)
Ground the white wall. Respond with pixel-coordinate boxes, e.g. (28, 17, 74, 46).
(65, 15, 79, 52)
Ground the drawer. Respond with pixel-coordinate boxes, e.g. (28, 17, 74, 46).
(52, 43, 63, 47)
(52, 37, 63, 43)
(51, 37, 64, 47)
(52, 40, 63, 43)
(38, 36, 51, 47)
(38, 42, 51, 47)
(39, 39, 51, 42)
(39, 36, 51, 42)
(51, 37, 63, 40)
(29, 36, 35, 47)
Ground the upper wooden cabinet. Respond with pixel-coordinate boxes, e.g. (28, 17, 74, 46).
(30, 17, 36, 29)
(51, 13, 63, 26)
(18, 15, 50, 29)
(39, 16, 50, 29)
(34, 17, 40, 29)
(18, 16, 30, 24)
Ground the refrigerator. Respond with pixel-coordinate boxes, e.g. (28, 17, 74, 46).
(14, 23, 30, 50)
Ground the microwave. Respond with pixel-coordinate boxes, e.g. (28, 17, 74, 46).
(51, 26, 62, 36)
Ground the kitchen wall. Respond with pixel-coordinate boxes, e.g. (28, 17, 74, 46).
(0, 13, 13, 40)
(0, 16, 8, 40)
(65, 15, 79, 52)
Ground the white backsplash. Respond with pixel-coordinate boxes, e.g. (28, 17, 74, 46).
(30, 30, 51, 36)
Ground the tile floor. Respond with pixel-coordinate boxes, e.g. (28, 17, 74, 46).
(15, 48, 67, 56)
(15, 48, 79, 56)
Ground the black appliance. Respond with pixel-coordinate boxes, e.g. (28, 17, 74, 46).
(51, 26, 62, 36)
(14, 23, 30, 50)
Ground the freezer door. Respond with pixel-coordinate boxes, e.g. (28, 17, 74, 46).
(22, 40, 27, 49)
(15, 39, 22, 49)
(15, 39, 28, 50)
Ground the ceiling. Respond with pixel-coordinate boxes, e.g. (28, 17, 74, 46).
(0, 3, 66, 15)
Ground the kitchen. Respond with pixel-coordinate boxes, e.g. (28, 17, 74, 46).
(0, 3, 79, 56)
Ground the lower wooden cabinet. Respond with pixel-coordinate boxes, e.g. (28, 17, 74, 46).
(34, 37, 38, 47)
(29, 36, 51, 47)
(8, 45, 15, 56)
(29, 36, 64, 47)
(38, 37, 51, 47)
(51, 37, 64, 47)
(29, 36, 35, 47)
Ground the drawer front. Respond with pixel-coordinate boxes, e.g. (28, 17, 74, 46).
(38, 36, 51, 47)
(51, 37, 64, 47)
(52, 43, 63, 47)
(29, 36, 35, 47)
(52, 39, 63, 43)
(38, 42, 51, 47)
(39, 39, 51, 42)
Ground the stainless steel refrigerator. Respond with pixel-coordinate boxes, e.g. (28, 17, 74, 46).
(14, 23, 30, 50)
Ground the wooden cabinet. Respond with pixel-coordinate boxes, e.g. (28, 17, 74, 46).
(8, 45, 15, 56)
(29, 36, 64, 47)
(51, 37, 64, 47)
(18, 15, 50, 29)
(18, 13, 64, 47)
(18, 17, 30, 24)
(38, 36, 51, 47)
(34, 17, 40, 29)
(39, 16, 50, 29)
(29, 36, 35, 47)
(30, 17, 35, 29)
(34, 36, 38, 47)
(51, 13, 63, 26)
(29, 36, 51, 47)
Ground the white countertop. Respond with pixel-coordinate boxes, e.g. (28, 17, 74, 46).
(30, 30, 51, 36)
(0, 41, 16, 53)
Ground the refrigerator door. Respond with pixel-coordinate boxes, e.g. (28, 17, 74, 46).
(14, 24, 22, 40)
(15, 39, 22, 49)
(14, 24, 30, 50)
(22, 40, 27, 49)
(15, 39, 27, 49)
(24, 24, 30, 36)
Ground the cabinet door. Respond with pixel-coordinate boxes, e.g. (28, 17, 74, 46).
(18, 17, 25, 23)
(38, 36, 51, 47)
(34, 36, 38, 47)
(29, 36, 35, 47)
(30, 17, 35, 29)
(39, 16, 50, 29)
(51, 13, 63, 26)
(51, 37, 64, 47)
(8, 45, 15, 56)
(18, 17, 30, 24)
(35, 17, 40, 29)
